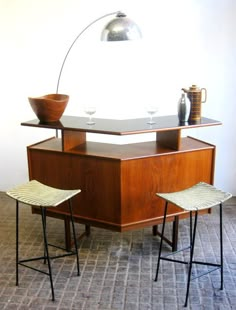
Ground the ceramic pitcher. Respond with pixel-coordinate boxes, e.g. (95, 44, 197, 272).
(182, 85, 207, 121)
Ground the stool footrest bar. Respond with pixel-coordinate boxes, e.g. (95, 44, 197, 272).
(19, 250, 77, 264)
(162, 245, 191, 257)
(191, 267, 221, 281)
(19, 263, 51, 276)
(49, 252, 77, 260)
(19, 256, 46, 263)
(192, 260, 221, 268)
(160, 257, 222, 268)
(48, 243, 74, 252)
(160, 257, 189, 264)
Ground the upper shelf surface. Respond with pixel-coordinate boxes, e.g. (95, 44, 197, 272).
(21, 115, 221, 136)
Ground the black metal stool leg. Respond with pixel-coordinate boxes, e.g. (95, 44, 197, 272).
(16, 200, 19, 286)
(184, 210, 198, 307)
(43, 212, 47, 264)
(155, 201, 168, 281)
(189, 210, 193, 245)
(172, 216, 179, 252)
(41, 207, 55, 301)
(68, 199, 80, 276)
(219, 203, 223, 290)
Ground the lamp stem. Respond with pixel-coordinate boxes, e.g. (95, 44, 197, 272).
(56, 11, 120, 94)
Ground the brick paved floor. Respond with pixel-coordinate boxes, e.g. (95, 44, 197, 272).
(0, 192, 236, 309)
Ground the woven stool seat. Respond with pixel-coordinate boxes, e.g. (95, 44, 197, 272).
(154, 182, 232, 307)
(6, 180, 81, 301)
(156, 182, 232, 211)
(7, 180, 81, 207)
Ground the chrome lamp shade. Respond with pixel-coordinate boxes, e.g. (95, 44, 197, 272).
(101, 12, 142, 41)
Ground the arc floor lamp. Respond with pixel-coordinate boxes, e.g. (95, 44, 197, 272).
(28, 11, 142, 124)
(56, 11, 142, 93)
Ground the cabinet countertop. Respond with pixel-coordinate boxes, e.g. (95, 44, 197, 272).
(21, 115, 221, 136)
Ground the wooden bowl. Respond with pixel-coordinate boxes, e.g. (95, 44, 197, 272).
(28, 94, 69, 122)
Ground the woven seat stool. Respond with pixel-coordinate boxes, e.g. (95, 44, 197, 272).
(6, 180, 81, 301)
(154, 182, 232, 307)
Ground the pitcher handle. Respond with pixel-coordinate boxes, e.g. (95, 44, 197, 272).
(201, 88, 207, 103)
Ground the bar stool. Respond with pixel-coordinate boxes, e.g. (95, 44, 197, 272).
(6, 180, 81, 301)
(154, 182, 232, 307)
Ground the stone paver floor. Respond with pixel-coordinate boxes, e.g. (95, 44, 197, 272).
(0, 193, 236, 309)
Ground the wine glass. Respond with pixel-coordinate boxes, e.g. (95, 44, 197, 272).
(84, 106, 96, 125)
(146, 106, 158, 124)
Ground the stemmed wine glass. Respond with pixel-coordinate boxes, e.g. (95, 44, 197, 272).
(84, 106, 96, 125)
(146, 106, 158, 124)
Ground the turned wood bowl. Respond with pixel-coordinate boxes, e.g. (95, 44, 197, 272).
(28, 94, 69, 122)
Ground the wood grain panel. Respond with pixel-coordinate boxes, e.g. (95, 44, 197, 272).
(120, 148, 214, 226)
(27, 138, 215, 231)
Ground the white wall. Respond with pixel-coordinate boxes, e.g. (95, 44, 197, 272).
(0, 0, 235, 194)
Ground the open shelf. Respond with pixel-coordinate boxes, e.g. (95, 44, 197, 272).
(22, 115, 221, 151)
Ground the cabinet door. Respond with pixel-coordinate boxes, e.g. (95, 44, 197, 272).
(120, 148, 215, 225)
(28, 148, 122, 226)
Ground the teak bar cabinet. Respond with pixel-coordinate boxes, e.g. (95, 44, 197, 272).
(21, 115, 221, 250)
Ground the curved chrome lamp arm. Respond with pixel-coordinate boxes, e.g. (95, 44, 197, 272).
(56, 11, 119, 93)
(56, 11, 142, 93)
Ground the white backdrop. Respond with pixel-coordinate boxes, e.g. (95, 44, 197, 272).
(0, 0, 235, 193)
